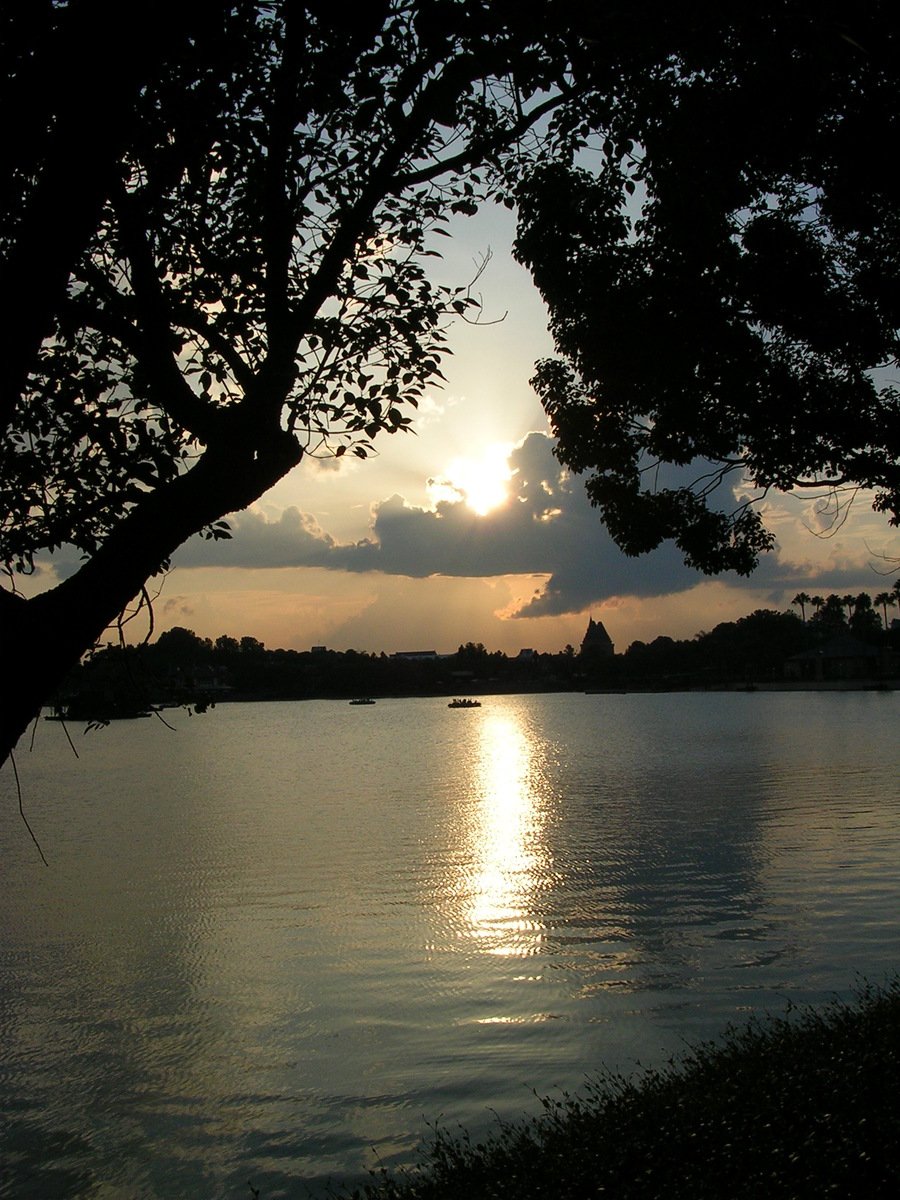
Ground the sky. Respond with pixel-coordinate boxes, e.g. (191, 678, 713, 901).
(34, 205, 900, 657)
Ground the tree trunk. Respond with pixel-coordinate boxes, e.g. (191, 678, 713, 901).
(0, 432, 301, 766)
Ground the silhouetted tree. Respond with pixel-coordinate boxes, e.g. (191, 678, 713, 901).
(516, 0, 900, 575)
(7, 3, 899, 765)
(0, 1, 595, 762)
(792, 593, 811, 623)
(455, 642, 494, 674)
(0, 0, 225, 428)
(153, 626, 210, 666)
(810, 595, 848, 638)
(873, 593, 893, 630)
(849, 593, 882, 641)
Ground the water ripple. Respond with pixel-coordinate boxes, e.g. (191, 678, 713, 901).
(2, 692, 899, 1197)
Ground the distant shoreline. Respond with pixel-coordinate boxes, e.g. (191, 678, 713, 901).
(585, 679, 898, 694)
(212, 679, 899, 703)
(44, 679, 898, 724)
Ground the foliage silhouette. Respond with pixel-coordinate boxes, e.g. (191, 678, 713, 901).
(515, 0, 900, 575)
(5, 3, 900, 765)
(0, 0, 597, 762)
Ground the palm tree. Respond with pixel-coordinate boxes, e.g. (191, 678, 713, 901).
(842, 594, 857, 622)
(875, 592, 895, 631)
(792, 592, 812, 623)
(815, 594, 848, 634)
(850, 592, 881, 639)
(811, 595, 824, 614)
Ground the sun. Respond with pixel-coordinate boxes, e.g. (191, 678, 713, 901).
(428, 444, 513, 515)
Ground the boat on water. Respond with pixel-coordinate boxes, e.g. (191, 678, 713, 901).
(349, 698, 376, 705)
(448, 698, 481, 708)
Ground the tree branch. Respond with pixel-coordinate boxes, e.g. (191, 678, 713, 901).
(393, 88, 570, 189)
(0, 0, 220, 435)
(109, 190, 226, 443)
(263, 2, 305, 346)
(250, 50, 516, 414)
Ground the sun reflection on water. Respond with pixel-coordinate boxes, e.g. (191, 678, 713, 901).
(464, 710, 554, 957)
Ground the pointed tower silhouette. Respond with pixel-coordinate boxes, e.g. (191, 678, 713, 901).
(580, 616, 614, 658)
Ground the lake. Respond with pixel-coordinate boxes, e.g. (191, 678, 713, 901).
(2, 691, 899, 1198)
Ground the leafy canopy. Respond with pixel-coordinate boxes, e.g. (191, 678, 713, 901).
(7, 2, 897, 605)
(515, 0, 900, 574)
(1, 0, 581, 576)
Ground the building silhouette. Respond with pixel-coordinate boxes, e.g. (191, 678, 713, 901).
(580, 617, 614, 658)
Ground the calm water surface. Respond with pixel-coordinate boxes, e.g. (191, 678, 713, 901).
(2, 692, 899, 1197)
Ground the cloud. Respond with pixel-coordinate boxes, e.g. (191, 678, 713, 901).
(161, 597, 195, 620)
(175, 433, 712, 613)
(40, 433, 896, 620)
(175, 506, 341, 570)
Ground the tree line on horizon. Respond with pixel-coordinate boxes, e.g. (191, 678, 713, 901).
(53, 588, 900, 715)
(790, 587, 900, 632)
(620, 590, 899, 689)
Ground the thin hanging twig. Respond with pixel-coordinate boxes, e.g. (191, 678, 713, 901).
(60, 717, 80, 758)
(153, 708, 178, 731)
(9, 750, 49, 866)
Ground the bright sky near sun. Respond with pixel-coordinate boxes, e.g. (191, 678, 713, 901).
(33, 204, 900, 656)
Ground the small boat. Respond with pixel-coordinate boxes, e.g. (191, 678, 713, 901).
(349, 698, 376, 705)
(448, 698, 481, 708)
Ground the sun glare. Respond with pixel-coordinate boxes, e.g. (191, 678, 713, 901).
(428, 444, 513, 516)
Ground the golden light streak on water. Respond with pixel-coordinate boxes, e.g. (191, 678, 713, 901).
(464, 711, 552, 957)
